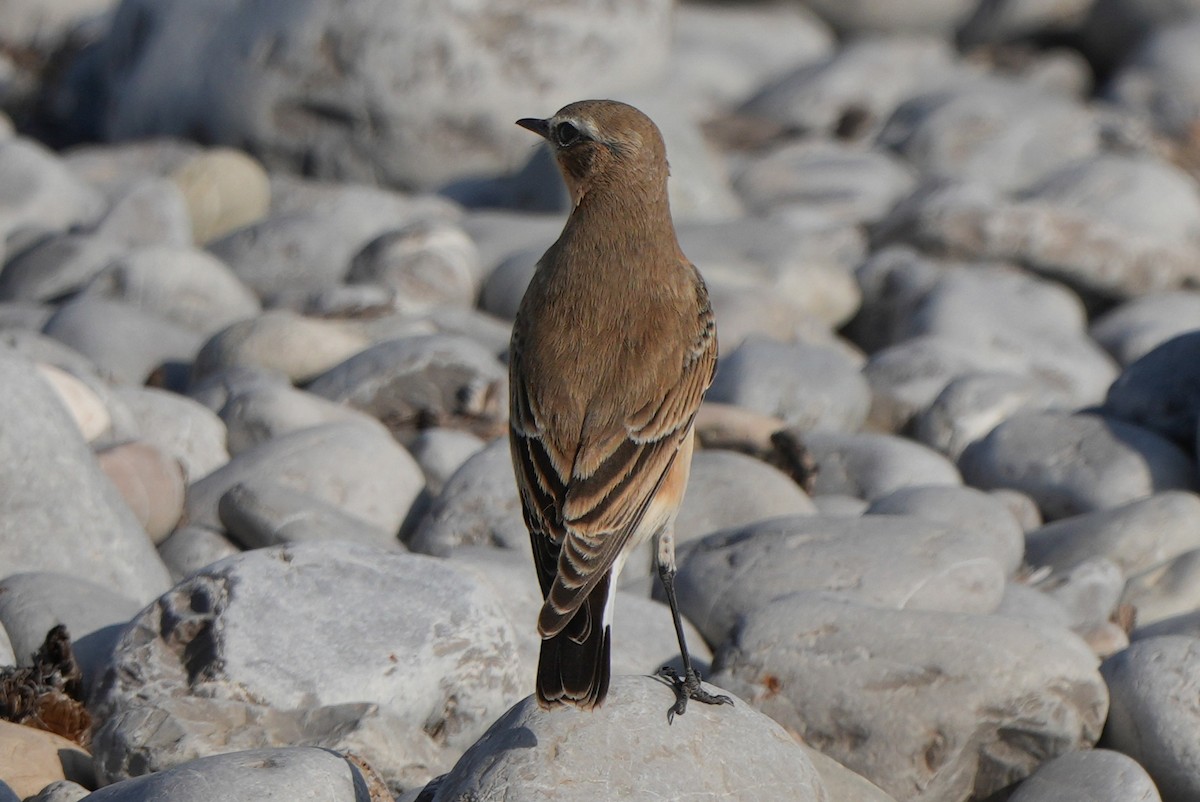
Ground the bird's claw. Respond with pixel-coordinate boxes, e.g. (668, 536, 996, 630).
(658, 665, 733, 724)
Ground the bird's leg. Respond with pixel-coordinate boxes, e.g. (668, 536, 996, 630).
(654, 527, 733, 723)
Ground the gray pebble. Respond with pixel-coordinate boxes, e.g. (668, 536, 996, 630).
(83, 748, 369, 802)
(880, 79, 1100, 191)
(42, 295, 204, 386)
(186, 419, 424, 537)
(0, 138, 105, 240)
(218, 481, 400, 551)
(214, 380, 377, 456)
(155, 525, 240, 584)
(92, 543, 521, 787)
(407, 427, 487, 495)
(111, 386, 229, 481)
(959, 411, 1197, 520)
(82, 245, 260, 338)
(1101, 636, 1200, 801)
(0, 348, 171, 603)
(1104, 330, 1200, 447)
(865, 484, 1025, 574)
(306, 333, 507, 438)
(712, 594, 1107, 802)
(1089, 291, 1200, 366)
(427, 675, 826, 802)
(0, 232, 127, 302)
(0, 571, 141, 695)
(1007, 748, 1162, 802)
(1106, 16, 1200, 138)
(88, 175, 192, 247)
(1025, 491, 1200, 575)
(192, 309, 370, 385)
(805, 430, 962, 501)
(707, 336, 870, 433)
(732, 139, 916, 224)
(409, 436, 524, 557)
(347, 219, 481, 313)
(1122, 547, 1200, 630)
(675, 513, 1008, 648)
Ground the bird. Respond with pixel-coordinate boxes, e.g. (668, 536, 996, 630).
(508, 99, 732, 722)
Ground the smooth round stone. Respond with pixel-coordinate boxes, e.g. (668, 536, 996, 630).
(1104, 330, 1200, 447)
(1106, 16, 1200, 138)
(0, 349, 172, 603)
(96, 440, 186, 543)
(1132, 610, 1200, 641)
(426, 675, 826, 802)
(665, 1, 832, 113)
(846, 245, 946, 353)
(1034, 557, 1125, 630)
(409, 437, 524, 557)
(1007, 748, 1162, 802)
(478, 246, 538, 321)
(0, 138, 105, 240)
(675, 513, 1009, 648)
(707, 336, 870, 433)
(0, 722, 92, 800)
(879, 79, 1100, 192)
(957, 0, 1095, 46)
(863, 335, 1026, 432)
(892, 265, 1117, 407)
(192, 310, 370, 385)
(82, 245, 260, 338)
(0, 299, 51, 330)
(733, 139, 916, 224)
(1101, 636, 1200, 801)
(168, 147, 271, 244)
(347, 219, 481, 312)
(1122, 547, 1200, 629)
(959, 411, 1198, 521)
(112, 386, 229, 481)
(866, 484, 1025, 574)
(207, 176, 457, 299)
(915, 371, 1070, 460)
(218, 480, 399, 550)
(214, 381, 378, 456)
(0, 571, 141, 695)
(712, 594, 1107, 802)
(1025, 491, 1200, 576)
(42, 296, 205, 386)
(1090, 291, 1200, 366)
(877, 176, 1200, 301)
(406, 427, 486, 495)
(992, 487, 1044, 531)
(84, 748, 370, 802)
(99, 0, 672, 190)
(186, 420, 423, 537)
(155, 525, 240, 584)
(0, 232, 127, 302)
(708, 266, 861, 349)
(88, 176, 192, 247)
(804, 430, 962, 502)
(306, 334, 507, 438)
(36, 362, 111, 442)
(1023, 154, 1200, 246)
(992, 582, 1073, 630)
(810, 493, 869, 517)
(740, 37, 961, 139)
(26, 780, 89, 802)
(802, 0, 976, 35)
(92, 543, 521, 786)
(678, 449, 815, 545)
(61, 139, 203, 201)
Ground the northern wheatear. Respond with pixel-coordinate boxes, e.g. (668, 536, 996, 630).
(509, 99, 731, 721)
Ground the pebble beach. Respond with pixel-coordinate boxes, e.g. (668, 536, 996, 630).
(1, 0, 1199, 800)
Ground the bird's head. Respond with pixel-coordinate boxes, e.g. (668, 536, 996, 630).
(516, 99, 669, 207)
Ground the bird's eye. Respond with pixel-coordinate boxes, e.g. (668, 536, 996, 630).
(554, 121, 581, 147)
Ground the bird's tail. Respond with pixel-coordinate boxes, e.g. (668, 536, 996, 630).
(536, 577, 612, 710)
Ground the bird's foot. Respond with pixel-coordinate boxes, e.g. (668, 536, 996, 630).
(658, 665, 733, 724)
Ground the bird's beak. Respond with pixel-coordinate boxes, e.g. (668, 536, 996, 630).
(516, 117, 551, 139)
